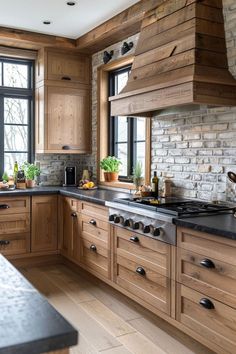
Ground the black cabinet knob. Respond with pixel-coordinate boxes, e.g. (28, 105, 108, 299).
(143, 225, 151, 234)
(124, 219, 130, 227)
(0, 240, 10, 246)
(114, 216, 120, 224)
(0, 204, 10, 209)
(200, 259, 215, 269)
(199, 298, 215, 310)
(130, 236, 139, 243)
(90, 244, 97, 252)
(136, 266, 146, 276)
(153, 228, 161, 236)
(132, 222, 139, 230)
(109, 214, 116, 222)
(61, 76, 72, 81)
(89, 219, 97, 226)
(71, 212, 77, 218)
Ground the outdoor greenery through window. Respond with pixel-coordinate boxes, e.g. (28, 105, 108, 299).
(109, 66, 146, 181)
(0, 57, 34, 176)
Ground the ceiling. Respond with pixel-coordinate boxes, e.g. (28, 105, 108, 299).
(0, 0, 140, 39)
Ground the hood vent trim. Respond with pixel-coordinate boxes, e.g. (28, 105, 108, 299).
(110, 0, 236, 117)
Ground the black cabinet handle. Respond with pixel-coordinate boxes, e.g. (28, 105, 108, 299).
(90, 244, 97, 252)
(0, 204, 10, 209)
(136, 266, 146, 276)
(0, 240, 10, 246)
(89, 219, 97, 226)
(71, 212, 77, 218)
(130, 236, 139, 243)
(200, 259, 215, 269)
(199, 298, 215, 310)
(61, 76, 71, 81)
(62, 145, 78, 150)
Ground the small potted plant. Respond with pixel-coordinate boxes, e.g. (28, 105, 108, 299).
(133, 161, 144, 192)
(22, 162, 40, 188)
(100, 156, 122, 182)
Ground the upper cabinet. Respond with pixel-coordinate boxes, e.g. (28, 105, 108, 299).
(35, 48, 91, 154)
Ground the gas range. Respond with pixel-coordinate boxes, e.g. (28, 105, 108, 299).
(105, 197, 235, 246)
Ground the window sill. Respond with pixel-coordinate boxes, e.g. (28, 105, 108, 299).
(99, 181, 135, 190)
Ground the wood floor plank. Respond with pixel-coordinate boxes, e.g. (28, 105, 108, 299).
(100, 346, 132, 354)
(118, 332, 166, 354)
(79, 299, 136, 337)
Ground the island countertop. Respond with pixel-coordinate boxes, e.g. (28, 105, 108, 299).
(0, 254, 78, 354)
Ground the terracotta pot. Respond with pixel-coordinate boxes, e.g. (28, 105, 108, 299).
(109, 172, 119, 182)
(104, 172, 110, 182)
(26, 179, 36, 188)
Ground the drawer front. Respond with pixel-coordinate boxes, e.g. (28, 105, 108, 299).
(80, 202, 108, 222)
(0, 197, 30, 215)
(81, 214, 109, 240)
(0, 213, 30, 235)
(80, 233, 109, 278)
(64, 197, 78, 212)
(0, 233, 30, 256)
(115, 227, 171, 277)
(116, 255, 171, 314)
(177, 227, 236, 266)
(177, 248, 236, 309)
(177, 284, 236, 354)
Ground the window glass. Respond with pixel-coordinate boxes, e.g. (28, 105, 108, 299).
(3, 62, 28, 88)
(4, 98, 28, 124)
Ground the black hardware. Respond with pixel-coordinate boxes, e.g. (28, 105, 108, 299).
(143, 225, 151, 234)
(114, 216, 120, 224)
(200, 258, 215, 269)
(0, 240, 10, 246)
(109, 214, 115, 221)
(103, 50, 114, 64)
(124, 219, 130, 227)
(199, 298, 215, 310)
(153, 228, 161, 237)
(71, 212, 77, 217)
(61, 76, 71, 81)
(121, 42, 133, 55)
(62, 145, 78, 150)
(90, 244, 97, 252)
(0, 204, 9, 209)
(136, 266, 146, 276)
(130, 236, 139, 243)
(132, 222, 139, 230)
(89, 219, 97, 226)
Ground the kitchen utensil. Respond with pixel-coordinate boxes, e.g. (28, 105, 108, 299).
(227, 171, 236, 183)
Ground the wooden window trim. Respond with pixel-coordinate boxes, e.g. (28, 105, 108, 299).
(97, 55, 151, 190)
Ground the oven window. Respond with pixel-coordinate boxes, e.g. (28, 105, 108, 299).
(109, 66, 146, 182)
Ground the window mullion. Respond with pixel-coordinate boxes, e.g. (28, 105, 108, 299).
(0, 95, 4, 177)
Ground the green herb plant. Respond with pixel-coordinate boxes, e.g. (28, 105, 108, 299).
(100, 156, 122, 173)
(133, 161, 144, 190)
(2, 171, 9, 182)
(21, 162, 40, 180)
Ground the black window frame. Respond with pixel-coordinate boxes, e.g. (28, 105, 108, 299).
(0, 56, 35, 177)
(109, 66, 145, 182)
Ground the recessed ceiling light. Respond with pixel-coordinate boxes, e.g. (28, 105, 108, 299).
(67, 1, 76, 6)
(43, 20, 52, 25)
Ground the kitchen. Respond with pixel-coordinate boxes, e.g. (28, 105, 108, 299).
(0, 0, 236, 353)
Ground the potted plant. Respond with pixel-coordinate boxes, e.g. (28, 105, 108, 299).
(22, 162, 40, 188)
(100, 156, 122, 182)
(133, 161, 144, 191)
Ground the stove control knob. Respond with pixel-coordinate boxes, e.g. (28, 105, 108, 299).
(132, 222, 140, 230)
(124, 219, 130, 227)
(114, 216, 122, 224)
(109, 214, 116, 222)
(143, 225, 151, 234)
(153, 227, 163, 237)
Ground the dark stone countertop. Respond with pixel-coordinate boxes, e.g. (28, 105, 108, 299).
(0, 186, 130, 205)
(174, 212, 236, 240)
(0, 254, 78, 354)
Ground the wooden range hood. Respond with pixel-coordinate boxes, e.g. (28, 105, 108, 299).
(109, 0, 236, 117)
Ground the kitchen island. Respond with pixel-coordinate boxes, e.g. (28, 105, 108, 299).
(0, 254, 78, 354)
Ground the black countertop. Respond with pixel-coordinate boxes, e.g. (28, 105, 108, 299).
(174, 212, 236, 240)
(0, 254, 78, 354)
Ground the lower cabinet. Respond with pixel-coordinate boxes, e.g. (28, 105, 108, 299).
(31, 195, 58, 252)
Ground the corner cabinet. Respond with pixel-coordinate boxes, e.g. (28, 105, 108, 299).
(35, 48, 91, 154)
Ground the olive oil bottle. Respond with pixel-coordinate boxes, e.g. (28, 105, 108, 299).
(151, 171, 159, 198)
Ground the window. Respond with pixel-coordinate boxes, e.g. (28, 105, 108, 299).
(109, 66, 146, 181)
(0, 57, 34, 176)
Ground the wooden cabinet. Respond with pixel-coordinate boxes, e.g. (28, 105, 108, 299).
(61, 197, 80, 262)
(31, 195, 58, 253)
(0, 196, 30, 256)
(35, 48, 91, 154)
(114, 227, 171, 315)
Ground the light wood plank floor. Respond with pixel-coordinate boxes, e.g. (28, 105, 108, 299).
(20, 265, 214, 354)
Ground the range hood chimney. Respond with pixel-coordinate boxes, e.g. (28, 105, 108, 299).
(109, 0, 236, 117)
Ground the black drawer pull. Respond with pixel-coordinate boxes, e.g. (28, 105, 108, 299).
(89, 219, 97, 226)
(130, 236, 139, 243)
(62, 145, 78, 150)
(199, 298, 215, 310)
(136, 266, 146, 276)
(61, 76, 71, 81)
(0, 240, 10, 246)
(71, 212, 77, 218)
(90, 244, 97, 252)
(0, 204, 10, 209)
(200, 259, 215, 269)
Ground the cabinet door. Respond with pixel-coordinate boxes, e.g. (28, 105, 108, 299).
(47, 86, 91, 153)
(61, 197, 80, 262)
(31, 195, 58, 252)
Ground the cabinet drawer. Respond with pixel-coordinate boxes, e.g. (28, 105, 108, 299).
(177, 248, 236, 309)
(115, 227, 171, 277)
(177, 284, 236, 354)
(177, 227, 236, 266)
(80, 233, 109, 279)
(0, 197, 30, 215)
(0, 233, 30, 256)
(81, 214, 109, 238)
(0, 213, 30, 235)
(80, 202, 108, 222)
